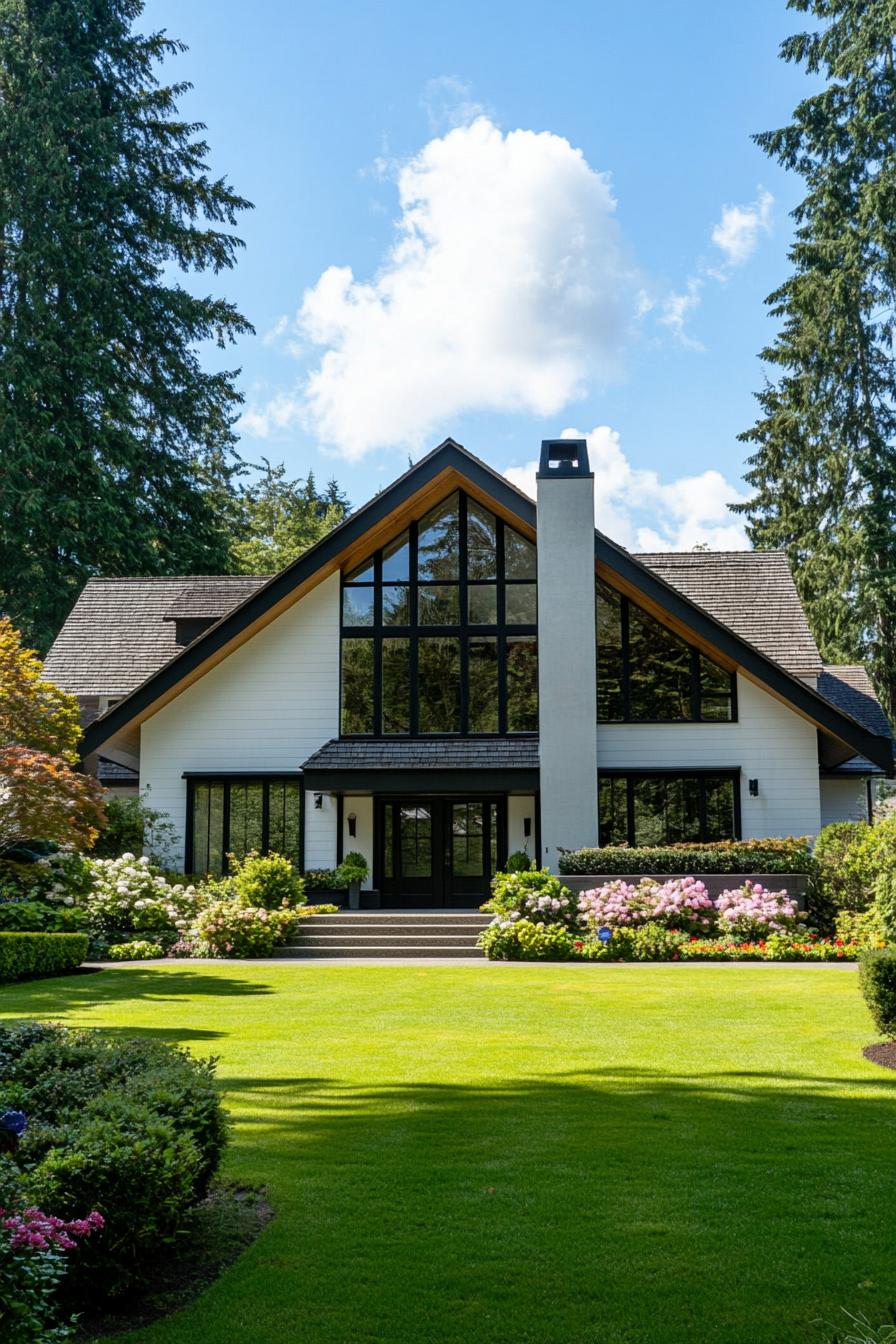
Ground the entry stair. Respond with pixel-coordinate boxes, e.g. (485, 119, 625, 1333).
(280, 911, 492, 959)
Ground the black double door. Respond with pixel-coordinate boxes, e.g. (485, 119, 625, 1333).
(376, 798, 505, 908)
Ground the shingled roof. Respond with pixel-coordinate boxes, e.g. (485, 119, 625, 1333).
(43, 576, 268, 697)
(302, 738, 540, 772)
(635, 551, 823, 677)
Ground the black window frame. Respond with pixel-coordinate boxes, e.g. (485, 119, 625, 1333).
(184, 773, 304, 876)
(597, 769, 742, 847)
(596, 580, 738, 724)
(339, 490, 538, 738)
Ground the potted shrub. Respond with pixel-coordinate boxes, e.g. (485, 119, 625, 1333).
(337, 852, 369, 910)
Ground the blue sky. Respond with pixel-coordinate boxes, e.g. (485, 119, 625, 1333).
(143, 0, 813, 550)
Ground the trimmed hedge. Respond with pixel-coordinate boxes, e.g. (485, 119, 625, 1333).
(0, 932, 88, 982)
(859, 946, 896, 1038)
(558, 838, 815, 876)
(0, 1021, 228, 1302)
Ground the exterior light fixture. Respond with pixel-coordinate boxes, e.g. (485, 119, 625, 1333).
(314, 793, 324, 809)
(347, 812, 357, 838)
(748, 779, 759, 797)
(523, 817, 532, 837)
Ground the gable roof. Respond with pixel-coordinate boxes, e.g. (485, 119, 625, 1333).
(69, 437, 893, 773)
(634, 551, 822, 677)
(44, 576, 268, 697)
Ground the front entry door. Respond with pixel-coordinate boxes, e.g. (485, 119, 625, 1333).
(377, 798, 504, 908)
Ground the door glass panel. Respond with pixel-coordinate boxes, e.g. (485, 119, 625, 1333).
(400, 806, 432, 877)
(452, 803, 484, 877)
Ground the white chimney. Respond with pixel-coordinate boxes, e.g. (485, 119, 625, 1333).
(536, 439, 599, 869)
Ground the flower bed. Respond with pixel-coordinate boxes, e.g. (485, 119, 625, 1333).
(479, 868, 878, 962)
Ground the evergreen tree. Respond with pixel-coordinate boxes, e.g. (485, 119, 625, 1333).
(229, 461, 350, 574)
(735, 0, 896, 721)
(0, 0, 253, 651)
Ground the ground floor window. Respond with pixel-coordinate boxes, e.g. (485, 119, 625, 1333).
(188, 776, 302, 876)
(598, 771, 739, 847)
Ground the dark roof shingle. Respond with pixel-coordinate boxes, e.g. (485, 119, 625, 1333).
(301, 738, 539, 771)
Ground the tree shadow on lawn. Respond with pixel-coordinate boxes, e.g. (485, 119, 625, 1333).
(204, 1064, 896, 1344)
(0, 966, 274, 1021)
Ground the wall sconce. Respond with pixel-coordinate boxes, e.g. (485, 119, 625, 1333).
(523, 817, 532, 837)
(748, 779, 759, 797)
(347, 812, 357, 838)
(314, 793, 324, 810)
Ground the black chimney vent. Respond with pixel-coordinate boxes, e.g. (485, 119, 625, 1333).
(537, 438, 592, 479)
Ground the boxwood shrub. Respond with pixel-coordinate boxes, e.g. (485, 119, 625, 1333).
(558, 838, 815, 876)
(859, 947, 896, 1039)
(0, 932, 88, 982)
(0, 1022, 228, 1303)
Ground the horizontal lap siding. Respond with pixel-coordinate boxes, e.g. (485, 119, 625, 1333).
(139, 574, 341, 870)
(596, 675, 822, 840)
(820, 778, 868, 828)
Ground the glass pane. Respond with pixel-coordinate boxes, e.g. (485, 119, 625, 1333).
(191, 784, 217, 875)
(632, 776, 701, 847)
(417, 495, 460, 581)
(208, 783, 225, 876)
(228, 783, 264, 860)
(505, 583, 536, 625)
(705, 777, 736, 841)
(341, 638, 375, 734)
(400, 805, 432, 877)
(506, 636, 538, 732)
(384, 806, 393, 878)
(468, 584, 497, 625)
(628, 605, 692, 720)
(345, 557, 375, 584)
(342, 586, 375, 627)
(598, 777, 629, 847)
(267, 782, 300, 862)
(452, 803, 484, 877)
(418, 584, 460, 625)
(383, 585, 409, 626)
(382, 531, 410, 582)
(467, 501, 497, 579)
(418, 637, 461, 732)
(504, 527, 536, 579)
(596, 581, 625, 722)
(468, 637, 499, 733)
(700, 655, 733, 721)
(382, 638, 410, 734)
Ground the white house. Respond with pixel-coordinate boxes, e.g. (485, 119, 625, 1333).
(45, 438, 894, 907)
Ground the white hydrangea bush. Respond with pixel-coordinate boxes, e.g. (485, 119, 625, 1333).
(78, 853, 204, 938)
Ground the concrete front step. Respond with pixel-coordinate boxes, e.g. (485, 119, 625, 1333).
(305, 913, 491, 928)
(280, 943, 486, 959)
(298, 933, 484, 947)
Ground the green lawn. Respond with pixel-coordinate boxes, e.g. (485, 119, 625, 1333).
(1, 962, 894, 1344)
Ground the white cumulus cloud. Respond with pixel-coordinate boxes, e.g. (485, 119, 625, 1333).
(240, 117, 639, 459)
(710, 188, 773, 269)
(505, 426, 749, 551)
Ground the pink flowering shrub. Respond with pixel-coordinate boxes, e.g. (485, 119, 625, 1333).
(0, 1195, 103, 1342)
(195, 898, 296, 957)
(714, 881, 799, 939)
(578, 877, 716, 935)
(482, 868, 578, 927)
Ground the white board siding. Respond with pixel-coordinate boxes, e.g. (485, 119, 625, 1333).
(595, 674, 822, 840)
(507, 795, 536, 862)
(820, 778, 869, 829)
(139, 574, 341, 870)
(340, 795, 374, 890)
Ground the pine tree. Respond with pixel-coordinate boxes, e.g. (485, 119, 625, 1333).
(735, 0, 896, 721)
(0, 0, 253, 651)
(229, 461, 351, 574)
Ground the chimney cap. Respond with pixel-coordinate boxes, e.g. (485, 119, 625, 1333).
(537, 438, 592, 480)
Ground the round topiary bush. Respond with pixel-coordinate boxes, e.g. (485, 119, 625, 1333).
(0, 1021, 228, 1303)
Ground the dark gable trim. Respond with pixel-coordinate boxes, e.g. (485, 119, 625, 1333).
(302, 767, 540, 793)
(82, 436, 893, 775)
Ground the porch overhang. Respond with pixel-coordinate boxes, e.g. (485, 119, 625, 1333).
(301, 738, 539, 794)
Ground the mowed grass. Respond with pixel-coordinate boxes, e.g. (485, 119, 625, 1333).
(1, 962, 895, 1344)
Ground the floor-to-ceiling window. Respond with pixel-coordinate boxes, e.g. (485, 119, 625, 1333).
(598, 771, 740, 846)
(340, 492, 538, 736)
